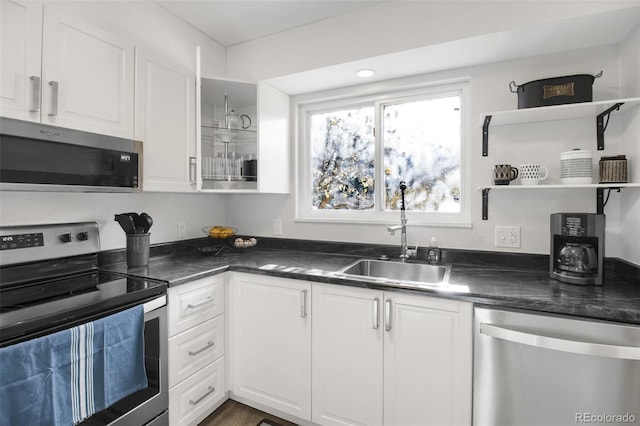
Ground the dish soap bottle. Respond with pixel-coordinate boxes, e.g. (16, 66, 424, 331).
(427, 237, 441, 264)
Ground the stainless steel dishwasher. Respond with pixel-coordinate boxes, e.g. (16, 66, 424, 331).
(473, 307, 640, 426)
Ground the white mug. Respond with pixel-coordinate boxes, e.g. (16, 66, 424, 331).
(519, 164, 548, 185)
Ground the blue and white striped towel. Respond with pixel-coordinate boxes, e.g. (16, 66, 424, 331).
(0, 305, 147, 426)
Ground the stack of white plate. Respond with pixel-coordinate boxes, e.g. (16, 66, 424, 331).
(561, 149, 593, 184)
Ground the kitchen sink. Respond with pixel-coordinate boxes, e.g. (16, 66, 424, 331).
(335, 258, 451, 289)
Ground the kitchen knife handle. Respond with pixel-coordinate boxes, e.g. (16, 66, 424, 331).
(188, 341, 214, 356)
(300, 289, 308, 318)
(189, 386, 215, 405)
(48, 81, 58, 116)
(29, 75, 40, 112)
(384, 299, 392, 332)
(372, 298, 380, 330)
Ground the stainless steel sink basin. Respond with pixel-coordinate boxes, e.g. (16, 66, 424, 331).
(335, 258, 451, 289)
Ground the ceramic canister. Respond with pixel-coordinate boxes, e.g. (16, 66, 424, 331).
(561, 149, 593, 184)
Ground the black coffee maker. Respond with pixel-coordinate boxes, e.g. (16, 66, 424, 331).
(550, 213, 605, 285)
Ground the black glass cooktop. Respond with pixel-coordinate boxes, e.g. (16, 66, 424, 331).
(0, 270, 167, 347)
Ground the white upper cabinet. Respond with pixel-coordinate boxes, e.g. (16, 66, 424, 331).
(0, 1, 42, 122)
(41, 3, 134, 138)
(135, 47, 196, 192)
(197, 48, 290, 193)
(257, 81, 290, 194)
(0, 2, 135, 139)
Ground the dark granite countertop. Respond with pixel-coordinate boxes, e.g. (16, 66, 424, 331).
(100, 237, 640, 325)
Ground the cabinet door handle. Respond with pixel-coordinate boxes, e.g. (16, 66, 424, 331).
(29, 75, 40, 112)
(187, 297, 213, 309)
(189, 386, 215, 405)
(384, 299, 392, 332)
(189, 156, 197, 183)
(188, 340, 214, 356)
(372, 298, 380, 330)
(48, 81, 58, 116)
(300, 289, 308, 318)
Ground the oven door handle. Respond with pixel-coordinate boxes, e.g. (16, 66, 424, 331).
(143, 295, 167, 313)
(480, 322, 640, 360)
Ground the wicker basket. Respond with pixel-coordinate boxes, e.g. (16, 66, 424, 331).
(599, 155, 627, 183)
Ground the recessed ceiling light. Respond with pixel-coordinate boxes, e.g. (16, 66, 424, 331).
(356, 69, 375, 78)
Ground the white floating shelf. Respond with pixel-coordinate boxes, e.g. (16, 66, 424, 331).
(478, 183, 639, 220)
(479, 97, 640, 127)
(477, 183, 640, 191)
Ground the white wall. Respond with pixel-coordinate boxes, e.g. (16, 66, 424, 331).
(0, 2, 229, 251)
(225, 43, 640, 263)
(0, 192, 226, 251)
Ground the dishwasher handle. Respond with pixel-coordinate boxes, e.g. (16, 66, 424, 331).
(480, 322, 640, 360)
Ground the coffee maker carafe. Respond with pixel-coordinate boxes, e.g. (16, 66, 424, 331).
(550, 213, 605, 285)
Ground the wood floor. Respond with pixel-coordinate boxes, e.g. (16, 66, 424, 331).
(198, 399, 298, 426)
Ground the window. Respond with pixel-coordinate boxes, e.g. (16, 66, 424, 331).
(297, 80, 470, 226)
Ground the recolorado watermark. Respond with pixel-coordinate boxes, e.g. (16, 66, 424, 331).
(576, 413, 637, 423)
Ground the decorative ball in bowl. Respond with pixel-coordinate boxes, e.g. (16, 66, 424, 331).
(233, 237, 258, 249)
(202, 226, 238, 239)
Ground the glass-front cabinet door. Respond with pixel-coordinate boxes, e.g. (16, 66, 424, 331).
(199, 78, 258, 191)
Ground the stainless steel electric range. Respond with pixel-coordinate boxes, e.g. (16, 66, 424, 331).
(0, 222, 168, 425)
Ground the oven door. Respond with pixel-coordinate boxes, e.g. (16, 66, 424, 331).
(80, 295, 168, 426)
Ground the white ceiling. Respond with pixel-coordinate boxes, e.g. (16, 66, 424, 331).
(156, 0, 384, 47)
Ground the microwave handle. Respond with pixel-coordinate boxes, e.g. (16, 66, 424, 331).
(480, 322, 640, 360)
(29, 76, 41, 112)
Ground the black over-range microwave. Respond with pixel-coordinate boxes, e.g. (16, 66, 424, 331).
(0, 118, 141, 192)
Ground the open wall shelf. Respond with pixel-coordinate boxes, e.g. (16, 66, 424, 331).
(480, 97, 640, 156)
(478, 184, 640, 220)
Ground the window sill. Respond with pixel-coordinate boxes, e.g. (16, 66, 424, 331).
(294, 212, 472, 228)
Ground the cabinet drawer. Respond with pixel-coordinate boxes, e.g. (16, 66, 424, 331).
(169, 275, 224, 337)
(169, 314, 225, 387)
(169, 356, 226, 426)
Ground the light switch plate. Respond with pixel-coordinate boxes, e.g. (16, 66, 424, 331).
(495, 226, 521, 248)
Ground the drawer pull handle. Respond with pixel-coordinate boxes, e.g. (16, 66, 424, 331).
(188, 341, 214, 356)
(189, 386, 215, 405)
(187, 297, 213, 309)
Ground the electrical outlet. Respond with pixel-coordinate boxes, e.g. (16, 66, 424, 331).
(495, 226, 521, 248)
(177, 222, 187, 238)
(272, 219, 283, 236)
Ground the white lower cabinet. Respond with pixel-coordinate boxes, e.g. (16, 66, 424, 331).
(312, 283, 473, 426)
(228, 272, 312, 421)
(169, 356, 226, 425)
(168, 275, 226, 425)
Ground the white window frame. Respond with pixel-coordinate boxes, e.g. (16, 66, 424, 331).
(295, 78, 471, 228)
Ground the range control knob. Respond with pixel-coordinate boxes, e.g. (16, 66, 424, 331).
(59, 233, 72, 243)
(77, 231, 89, 241)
